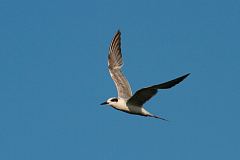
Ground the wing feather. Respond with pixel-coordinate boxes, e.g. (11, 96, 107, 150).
(108, 31, 132, 99)
(127, 73, 190, 107)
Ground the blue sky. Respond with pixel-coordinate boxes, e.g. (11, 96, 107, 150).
(0, 0, 239, 159)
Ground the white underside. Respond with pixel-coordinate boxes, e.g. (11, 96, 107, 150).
(110, 98, 152, 116)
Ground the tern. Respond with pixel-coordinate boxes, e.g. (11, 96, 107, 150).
(101, 30, 190, 120)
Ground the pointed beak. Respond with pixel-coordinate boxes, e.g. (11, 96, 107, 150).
(100, 101, 108, 105)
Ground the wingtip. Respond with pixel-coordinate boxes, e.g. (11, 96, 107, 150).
(116, 29, 121, 35)
(111, 30, 121, 41)
(182, 73, 191, 79)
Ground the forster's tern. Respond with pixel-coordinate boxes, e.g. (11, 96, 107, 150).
(101, 30, 190, 120)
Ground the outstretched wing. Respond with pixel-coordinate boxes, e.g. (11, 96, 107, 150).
(108, 30, 132, 100)
(127, 73, 190, 107)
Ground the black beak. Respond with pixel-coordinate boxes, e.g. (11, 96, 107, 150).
(100, 101, 108, 105)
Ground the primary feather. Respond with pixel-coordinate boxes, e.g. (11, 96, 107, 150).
(108, 31, 132, 100)
(127, 73, 190, 106)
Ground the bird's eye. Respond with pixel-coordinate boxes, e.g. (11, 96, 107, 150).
(111, 98, 118, 102)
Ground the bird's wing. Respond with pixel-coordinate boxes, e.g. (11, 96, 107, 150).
(127, 73, 190, 107)
(108, 30, 132, 100)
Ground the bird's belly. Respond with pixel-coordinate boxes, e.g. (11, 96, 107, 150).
(112, 103, 150, 116)
(124, 105, 149, 116)
(127, 106, 143, 114)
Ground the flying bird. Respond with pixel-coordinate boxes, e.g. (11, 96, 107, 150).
(101, 30, 190, 120)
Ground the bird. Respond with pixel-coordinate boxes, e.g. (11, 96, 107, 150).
(101, 30, 190, 120)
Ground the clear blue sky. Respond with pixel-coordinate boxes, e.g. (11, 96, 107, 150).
(0, 0, 239, 159)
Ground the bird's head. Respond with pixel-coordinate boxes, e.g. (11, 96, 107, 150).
(100, 97, 119, 106)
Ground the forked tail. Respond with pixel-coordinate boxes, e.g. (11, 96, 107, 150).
(149, 115, 168, 121)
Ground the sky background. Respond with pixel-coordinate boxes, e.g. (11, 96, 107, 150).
(0, 0, 240, 159)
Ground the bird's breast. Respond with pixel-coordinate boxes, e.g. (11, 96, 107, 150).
(112, 102, 129, 112)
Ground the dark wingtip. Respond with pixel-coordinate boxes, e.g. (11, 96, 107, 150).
(177, 73, 191, 82)
(113, 30, 121, 40)
(174, 73, 191, 86)
(183, 73, 191, 78)
(116, 29, 121, 34)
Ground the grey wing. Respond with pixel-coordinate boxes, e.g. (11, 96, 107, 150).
(127, 73, 190, 107)
(108, 30, 132, 100)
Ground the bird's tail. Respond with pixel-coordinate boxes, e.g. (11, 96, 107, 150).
(149, 115, 168, 121)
